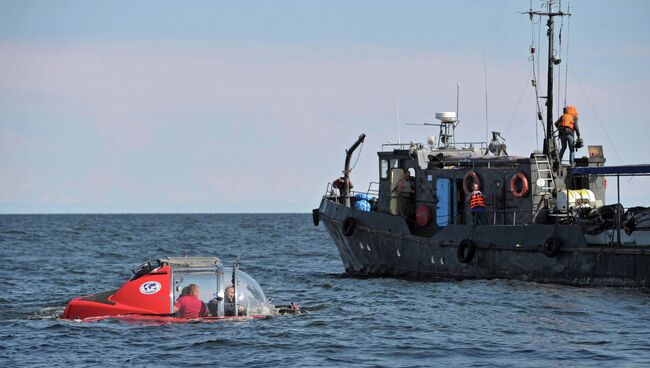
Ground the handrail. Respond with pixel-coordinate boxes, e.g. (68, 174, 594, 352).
(381, 141, 487, 152)
(367, 181, 380, 194)
(324, 182, 378, 199)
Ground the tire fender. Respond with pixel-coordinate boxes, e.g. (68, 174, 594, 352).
(457, 239, 476, 263)
(543, 237, 561, 257)
(342, 217, 356, 237)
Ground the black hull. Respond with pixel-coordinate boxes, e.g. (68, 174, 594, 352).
(318, 198, 650, 287)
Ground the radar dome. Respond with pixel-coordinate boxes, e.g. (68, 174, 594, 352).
(435, 112, 457, 122)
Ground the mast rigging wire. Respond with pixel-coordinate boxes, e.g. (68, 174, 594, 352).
(570, 65, 642, 199)
(504, 71, 534, 139)
(529, 12, 545, 140)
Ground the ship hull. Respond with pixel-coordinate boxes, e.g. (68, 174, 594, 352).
(319, 198, 650, 287)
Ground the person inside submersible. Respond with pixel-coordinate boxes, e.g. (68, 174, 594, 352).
(207, 285, 247, 317)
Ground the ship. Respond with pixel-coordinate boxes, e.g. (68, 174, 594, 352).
(314, 2, 650, 287)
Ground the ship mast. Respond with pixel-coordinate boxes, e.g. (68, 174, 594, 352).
(525, 1, 569, 166)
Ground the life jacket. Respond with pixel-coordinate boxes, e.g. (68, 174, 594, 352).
(470, 191, 485, 209)
(558, 113, 575, 131)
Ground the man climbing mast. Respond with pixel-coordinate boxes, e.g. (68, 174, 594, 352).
(555, 105, 581, 165)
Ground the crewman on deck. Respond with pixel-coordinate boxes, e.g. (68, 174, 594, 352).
(393, 170, 415, 219)
(332, 176, 353, 203)
(468, 183, 487, 225)
(554, 106, 581, 165)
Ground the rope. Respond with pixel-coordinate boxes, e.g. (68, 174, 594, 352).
(349, 140, 364, 171)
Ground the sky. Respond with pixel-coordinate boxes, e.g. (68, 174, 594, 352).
(1, 0, 649, 213)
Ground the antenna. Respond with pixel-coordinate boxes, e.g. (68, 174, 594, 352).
(482, 51, 489, 145)
(456, 83, 460, 121)
(396, 92, 401, 144)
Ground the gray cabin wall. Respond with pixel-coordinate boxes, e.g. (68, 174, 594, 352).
(376, 152, 539, 235)
(415, 164, 534, 230)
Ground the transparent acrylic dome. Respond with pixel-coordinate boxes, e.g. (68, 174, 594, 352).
(223, 267, 274, 316)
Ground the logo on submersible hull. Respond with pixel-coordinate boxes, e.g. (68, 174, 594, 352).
(139, 281, 162, 295)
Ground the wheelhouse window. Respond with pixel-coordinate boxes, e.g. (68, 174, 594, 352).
(380, 160, 388, 179)
(408, 167, 416, 178)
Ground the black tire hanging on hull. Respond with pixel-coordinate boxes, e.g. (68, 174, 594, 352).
(312, 209, 320, 226)
(543, 237, 561, 257)
(457, 239, 476, 263)
(342, 217, 356, 237)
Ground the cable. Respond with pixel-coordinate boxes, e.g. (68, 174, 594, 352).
(571, 66, 642, 199)
(504, 72, 534, 138)
(349, 140, 364, 171)
(571, 67, 622, 162)
(532, 14, 545, 139)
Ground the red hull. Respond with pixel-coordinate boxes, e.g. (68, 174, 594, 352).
(63, 266, 172, 320)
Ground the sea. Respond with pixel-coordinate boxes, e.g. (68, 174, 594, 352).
(1, 213, 650, 367)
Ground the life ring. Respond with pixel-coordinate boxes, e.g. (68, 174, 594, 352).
(415, 205, 432, 227)
(457, 239, 476, 263)
(342, 217, 356, 237)
(463, 171, 480, 195)
(510, 172, 529, 198)
(543, 237, 561, 258)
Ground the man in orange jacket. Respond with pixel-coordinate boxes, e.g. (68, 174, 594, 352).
(554, 106, 581, 165)
(467, 183, 487, 225)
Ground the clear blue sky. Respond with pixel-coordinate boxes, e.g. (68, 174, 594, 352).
(1, 0, 649, 213)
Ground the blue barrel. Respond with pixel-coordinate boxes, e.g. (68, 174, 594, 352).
(354, 193, 374, 201)
(354, 199, 371, 212)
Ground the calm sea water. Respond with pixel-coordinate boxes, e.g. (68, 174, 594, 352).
(1, 213, 650, 367)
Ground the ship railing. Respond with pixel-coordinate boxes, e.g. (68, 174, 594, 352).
(324, 182, 379, 207)
(381, 141, 487, 152)
(434, 208, 536, 226)
(366, 181, 380, 195)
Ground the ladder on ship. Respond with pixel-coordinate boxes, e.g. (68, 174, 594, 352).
(532, 153, 555, 195)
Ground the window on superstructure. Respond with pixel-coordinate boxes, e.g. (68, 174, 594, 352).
(408, 168, 416, 178)
(380, 160, 388, 179)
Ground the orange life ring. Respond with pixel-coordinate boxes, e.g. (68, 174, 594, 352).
(510, 172, 529, 198)
(463, 171, 480, 195)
